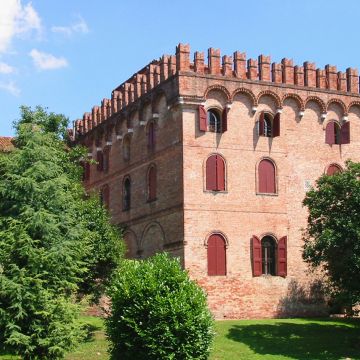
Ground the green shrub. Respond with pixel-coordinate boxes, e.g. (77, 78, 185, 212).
(106, 252, 214, 360)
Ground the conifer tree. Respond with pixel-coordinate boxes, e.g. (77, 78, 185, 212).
(0, 106, 123, 359)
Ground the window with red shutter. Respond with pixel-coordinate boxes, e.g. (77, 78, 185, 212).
(277, 236, 287, 277)
(326, 164, 342, 176)
(252, 235, 262, 276)
(325, 122, 340, 145)
(207, 234, 226, 276)
(262, 236, 276, 275)
(258, 111, 265, 136)
(258, 159, 276, 194)
(147, 166, 157, 201)
(207, 109, 221, 133)
(259, 112, 277, 137)
(206, 154, 226, 191)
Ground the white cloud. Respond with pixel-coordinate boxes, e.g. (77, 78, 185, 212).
(0, 80, 20, 96)
(51, 16, 89, 36)
(0, 62, 15, 74)
(29, 49, 68, 70)
(0, 0, 42, 53)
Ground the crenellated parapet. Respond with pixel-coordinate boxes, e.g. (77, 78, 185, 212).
(73, 43, 360, 139)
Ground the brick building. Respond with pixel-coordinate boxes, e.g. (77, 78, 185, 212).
(73, 44, 360, 318)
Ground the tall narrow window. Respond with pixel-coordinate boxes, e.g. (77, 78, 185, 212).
(97, 150, 104, 171)
(103, 147, 110, 173)
(82, 161, 90, 181)
(207, 109, 221, 133)
(252, 235, 287, 277)
(206, 154, 225, 191)
(123, 177, 131, 211)
(147, 165, 157, 201)
(147, 122, 155, 152)
(207, 233, 226, 276)
(326, 164, 342, 176)
(258, 159, 276, 194)
(262, 236, 276, 275)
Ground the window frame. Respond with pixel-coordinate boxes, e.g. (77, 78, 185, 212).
(147, 164, 157, 202)
(123, 135, 131, 162)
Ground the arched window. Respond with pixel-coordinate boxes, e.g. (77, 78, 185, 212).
(258, 111, 280, 138)
(207, 109, 221, 133)
(147, 165, 157, 201)
(206, 154, 225, 191)
(326, 163, 342, 176)
(147, 122, 155, 152)
(207, 233, 226, 276)
(258, 159, 276, 194)
(198, 105, 228, 133)
(123, 177, 131, 211)
(123, 136, 131, 161)
(251, 235, 287, 277)
(325, 121, 350, 145)
(261, 236, 276, 275)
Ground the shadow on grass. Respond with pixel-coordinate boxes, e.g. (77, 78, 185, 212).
(82, 323, 103, 343)
(226, 320, 360, 360)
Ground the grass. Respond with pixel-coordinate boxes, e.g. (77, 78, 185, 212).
(1, 317, 359, 359)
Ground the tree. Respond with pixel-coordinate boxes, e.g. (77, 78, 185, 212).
(0, 106, 123, 359)
(303, 160, 360, 307)
(106, 253, 214, 360)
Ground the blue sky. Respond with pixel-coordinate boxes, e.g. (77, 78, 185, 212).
(1, 0, 360, 136)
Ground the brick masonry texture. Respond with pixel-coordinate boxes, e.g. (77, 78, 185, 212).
(73, 44, 360, 319)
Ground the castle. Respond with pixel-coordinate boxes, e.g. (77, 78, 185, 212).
(72, 44, 360, 318)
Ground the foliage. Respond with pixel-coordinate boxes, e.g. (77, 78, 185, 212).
(303, 160, 360, 306)
(0, 106, 123, 359)
(106, 253, 214, 360)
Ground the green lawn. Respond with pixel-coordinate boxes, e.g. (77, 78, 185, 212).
(1, 317, 359, 360)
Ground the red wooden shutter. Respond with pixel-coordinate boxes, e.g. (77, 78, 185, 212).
(258, 159, 275, 193)
(252, 235, 262, 276)
(222, 108, 228, 133)
(325, 122, 335, 145)
(148, 166, 157, 200)
(258, 111, 265, 136)
(340, 121, 350, 144)
(207, 234, 226, 276)
(97, 151, 104, 171)
(199, 105, 207, 131)
(216, 155, 225, 191)
(206, 155, 217, 191)
(277, 236, 287, 277)
(272, 113, 280, 137)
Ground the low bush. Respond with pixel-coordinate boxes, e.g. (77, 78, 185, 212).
(106, 253, 214, 360)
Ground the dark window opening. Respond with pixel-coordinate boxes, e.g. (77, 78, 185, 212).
(147, 122, 155, 152)
(147, 166, 157, 201)
(123, 177, 131, 211)
(263, 113, 272, 137)
(207, 109, 221, 133)
(123, 137, 131, 161)
(261, 236, 276, 275)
